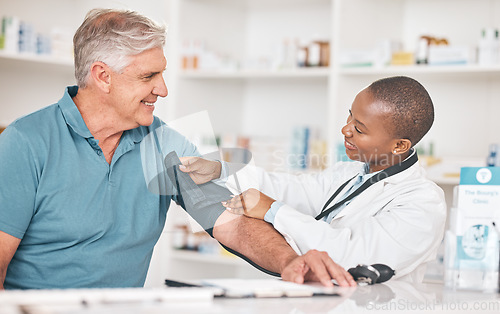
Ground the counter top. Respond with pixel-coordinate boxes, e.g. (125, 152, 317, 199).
(1, 281, 499, 314)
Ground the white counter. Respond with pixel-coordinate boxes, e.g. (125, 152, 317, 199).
(1, 281, 499, 314)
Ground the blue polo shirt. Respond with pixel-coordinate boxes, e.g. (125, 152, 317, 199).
(0, 86, 221, 289)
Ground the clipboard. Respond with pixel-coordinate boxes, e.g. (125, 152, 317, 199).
(165, 278, 340, 298)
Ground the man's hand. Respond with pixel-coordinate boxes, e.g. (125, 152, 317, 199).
(222, 188, 274, 220)
(179, 157, 222, 184)
(281, 250, 357, 287)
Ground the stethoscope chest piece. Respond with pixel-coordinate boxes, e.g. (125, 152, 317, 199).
(348, 264, 395, 285)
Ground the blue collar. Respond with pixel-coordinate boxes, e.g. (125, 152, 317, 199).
(58, 86, 145, 145)
(58, 86, 93, 139)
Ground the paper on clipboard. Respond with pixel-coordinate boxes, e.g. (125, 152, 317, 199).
(200, 279, 340, 298)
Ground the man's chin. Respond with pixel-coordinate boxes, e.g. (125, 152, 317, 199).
(139, 116, 155, 127)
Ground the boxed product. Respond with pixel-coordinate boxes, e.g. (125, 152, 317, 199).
(444, 167, 500, 291)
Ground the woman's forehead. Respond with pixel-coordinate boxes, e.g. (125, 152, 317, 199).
(353, 90, 392, 119)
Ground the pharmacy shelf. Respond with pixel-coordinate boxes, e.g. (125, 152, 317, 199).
(424, 156, 486, 186)
(178, 67, 330, 79)
(428, 175, 460, 186)
(339, 64, 500, 76)
(0, 51, 73, 67)
(169, 249, 248, 266)
(184, 0, 330, 12)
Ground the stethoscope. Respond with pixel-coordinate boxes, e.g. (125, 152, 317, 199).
(317, 149, 418, 284)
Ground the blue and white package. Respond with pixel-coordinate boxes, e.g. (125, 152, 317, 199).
(444, 167, 500, 291)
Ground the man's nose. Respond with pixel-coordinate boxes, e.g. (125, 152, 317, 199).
(153, 75, 168, 97)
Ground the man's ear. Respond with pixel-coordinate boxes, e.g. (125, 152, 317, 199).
(90, 62, 112, 93)
(393, 139, 412, 155)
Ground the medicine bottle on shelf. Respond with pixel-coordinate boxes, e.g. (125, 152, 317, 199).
(478, 28, 499, 65)
(308, 40, 321, 67)
(296, 39, 308, 67)
(415, 36, 430, 64)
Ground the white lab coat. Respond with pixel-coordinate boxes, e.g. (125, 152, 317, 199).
(226, 159, 447, 283)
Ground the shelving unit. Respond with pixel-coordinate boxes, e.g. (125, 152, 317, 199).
(167, 0, 332, 155)
(169, 0, 497, 181)
(170, 0, 500, 172)
(339, 64, 500, 76)
(331, 0, 500, 162)
(0, 53, 76, 126)
(170, 249, 244, 266)
(2, 0, 497, 165)
(164, 249, 275, 281)
(0, 0, 77, 127)
(0, 52, 73, 67)
(179, 67, 330, 79)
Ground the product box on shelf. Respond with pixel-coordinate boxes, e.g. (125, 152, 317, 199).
(427, 45, 472, 66)
(444, 167, 500, 291)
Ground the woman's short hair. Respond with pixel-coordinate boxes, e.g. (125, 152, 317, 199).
(368, 76, 434, 146)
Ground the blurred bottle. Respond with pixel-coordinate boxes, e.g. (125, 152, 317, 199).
(296, 39, 308, 67)
(415, 36, 430, 65)
(307, 38, 321, 67)
(478, 28, 499, 65)
(487, 143, 499, 167)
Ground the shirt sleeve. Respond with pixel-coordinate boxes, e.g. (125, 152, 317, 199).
(224, 162, 349, 217)
(272, 182, 447, 278)
(154, 125, 226, 238)
(0, 125, 38, 239)
(263, 201, 284, 224)
(218, 160, 229, 181)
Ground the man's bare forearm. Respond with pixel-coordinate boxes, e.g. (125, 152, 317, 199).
(0, 231, 22, 290)
(1, 264, 8, 290)
(213, 211, 297, 274)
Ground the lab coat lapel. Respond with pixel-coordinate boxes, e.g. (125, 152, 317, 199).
(330, 163, 417, 221)
(331, 180, 385, 220)
(326, 175, 360, 209)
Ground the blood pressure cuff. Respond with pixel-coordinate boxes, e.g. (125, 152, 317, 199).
(163, 151, 230, 237)
(162, 151, 280, 277)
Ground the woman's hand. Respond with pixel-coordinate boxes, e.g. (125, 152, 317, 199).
(222, 188, 275, 220)
(178, 157, 222, 184)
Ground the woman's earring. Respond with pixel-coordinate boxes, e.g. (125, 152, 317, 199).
(393, 150, 397, 154)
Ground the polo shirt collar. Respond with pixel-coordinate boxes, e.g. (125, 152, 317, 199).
(58, 86, 93, 139)
(58, 86, 145, 145)
(126, 127, 144, 144)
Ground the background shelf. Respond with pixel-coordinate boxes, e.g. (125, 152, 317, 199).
(169, 249, 247, 266)
(179, 67, 330, 79)
(0, 51, 73, 67)
(339, 64, 500, 76)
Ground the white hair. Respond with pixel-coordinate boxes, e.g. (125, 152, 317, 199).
(73, 8, 167, 88)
